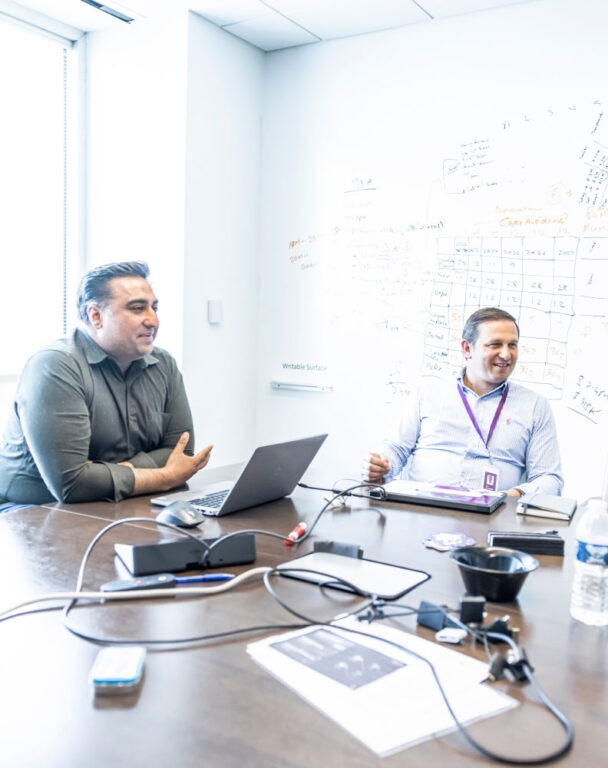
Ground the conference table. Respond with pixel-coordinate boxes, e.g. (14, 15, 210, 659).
(0, 469, 605, 768)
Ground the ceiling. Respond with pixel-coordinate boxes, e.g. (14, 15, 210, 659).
(4, 0, 539, 51)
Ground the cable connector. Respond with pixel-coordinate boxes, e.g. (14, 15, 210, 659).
(487, 652, 508, 681)
(504, 649, 533, 681)
(486, 647, 533, 682)
(483, 615, 519, 642)
(357, 604, 386, 623)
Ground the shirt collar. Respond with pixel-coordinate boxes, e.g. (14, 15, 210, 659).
(74, 327, 159, 370)
(458, 370, 509, 398)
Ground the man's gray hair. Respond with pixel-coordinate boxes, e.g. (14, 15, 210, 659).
(77, 261, 150, 323)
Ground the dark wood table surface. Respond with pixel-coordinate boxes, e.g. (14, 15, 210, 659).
(0, 476, 605, 767)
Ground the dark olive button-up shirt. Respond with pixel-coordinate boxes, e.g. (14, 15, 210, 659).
(0, 329, 194, 504)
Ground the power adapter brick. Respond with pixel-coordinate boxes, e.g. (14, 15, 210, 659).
(416, 600, 460, 631)
(417, 597, 485, 630)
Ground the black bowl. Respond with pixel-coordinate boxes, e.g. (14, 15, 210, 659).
(449, 546, 539, 602)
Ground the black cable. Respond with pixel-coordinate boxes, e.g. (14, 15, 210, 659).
(71, 516, 213, 594)
(199, 527, 296, 565)
(59, 512, 371, 645)
(0, 603, 67, 623)
(201, 482, 387, 559)
(298, 480, 385, 499)
(8, 507, 575, 764)
(359, 602, 574, 764)
(295, 482, 387, 545)
(437, 648, 574, 765)
(263, 566, 376, 624)
(62, 616, 310, 647)
(61, 515, 235, 635)
(260, 580, 573, 766)
(356, 600, 444, 624)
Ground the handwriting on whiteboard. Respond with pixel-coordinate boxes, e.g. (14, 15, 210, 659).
(568, 374, 607, 424)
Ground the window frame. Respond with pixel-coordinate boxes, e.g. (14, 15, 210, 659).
(0, 8, 83, 414)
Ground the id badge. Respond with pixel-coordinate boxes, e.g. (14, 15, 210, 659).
(481, 466, 499, 492)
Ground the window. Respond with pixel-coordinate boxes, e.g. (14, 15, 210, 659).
(0, 14, 79, 415)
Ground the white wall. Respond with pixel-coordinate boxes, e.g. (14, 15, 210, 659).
(83, 1, 607, 498)
(182, 13, 264, 464)
(256, 0, 608, 499)
(85, 11, 264, 467)
(85, 10, 189, 359)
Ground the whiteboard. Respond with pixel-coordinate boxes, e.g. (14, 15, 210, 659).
(255, 1, 608, 500)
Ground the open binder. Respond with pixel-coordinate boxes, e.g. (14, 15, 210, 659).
(516, 492, 577, 522)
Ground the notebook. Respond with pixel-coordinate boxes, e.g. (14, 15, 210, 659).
(516, 492, 577, 521)
(151, 434, 327, 516)
(376, 480, 506, 515)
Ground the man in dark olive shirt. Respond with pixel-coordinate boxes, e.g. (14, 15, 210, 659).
(0, 261, 212, 505)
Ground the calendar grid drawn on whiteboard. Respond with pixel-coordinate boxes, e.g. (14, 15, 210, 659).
(260, 93, 608, 499)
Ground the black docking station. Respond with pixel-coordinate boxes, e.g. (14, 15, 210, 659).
(114, 534, 256, 577)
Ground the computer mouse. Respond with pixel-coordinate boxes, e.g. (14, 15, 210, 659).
(155, 500, 206, 528)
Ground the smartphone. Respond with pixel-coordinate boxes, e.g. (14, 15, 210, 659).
(89, 646, 146, 695)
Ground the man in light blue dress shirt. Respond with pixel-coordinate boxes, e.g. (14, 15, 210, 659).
(366, 308, 563, 497)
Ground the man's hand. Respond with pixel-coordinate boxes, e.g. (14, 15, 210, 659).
(163, 432, 213, 488)
(506, 488, 523, 497)
(129, 432, 213, 496)
(363, 452, 391, 483)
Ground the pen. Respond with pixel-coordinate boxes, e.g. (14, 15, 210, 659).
(285, 522, 307, 545)
(100, 572, 234, 591)
(174, 573, 234, 583)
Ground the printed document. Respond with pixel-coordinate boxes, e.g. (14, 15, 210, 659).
(247, 618, 517, 756)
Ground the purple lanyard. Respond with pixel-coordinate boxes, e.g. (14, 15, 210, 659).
(457, 382, 509, 449)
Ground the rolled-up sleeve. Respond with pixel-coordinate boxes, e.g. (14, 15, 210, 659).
(0, 332, 198, 504)
(378, 393, 422, 481)
(17, 351, 135, 503)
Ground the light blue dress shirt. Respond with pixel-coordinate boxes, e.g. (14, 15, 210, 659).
(380, 375, 563, 495)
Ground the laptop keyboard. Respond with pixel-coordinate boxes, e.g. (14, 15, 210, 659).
(190, 489, 230, 510)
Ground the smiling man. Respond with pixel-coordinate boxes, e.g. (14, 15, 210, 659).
(365, 307, 563, 496)
(0, 261, 212, 506)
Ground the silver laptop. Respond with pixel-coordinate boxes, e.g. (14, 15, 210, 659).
(376, 480, 506, 515)
(151, 434, 327, 516)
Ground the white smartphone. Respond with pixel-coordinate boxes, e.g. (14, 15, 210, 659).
(89, 646, 146, 695)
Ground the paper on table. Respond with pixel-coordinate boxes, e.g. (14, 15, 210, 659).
(247, 618, 517, 757)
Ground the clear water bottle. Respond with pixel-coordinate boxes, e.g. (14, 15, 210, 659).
(570, 497, 608, 626)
